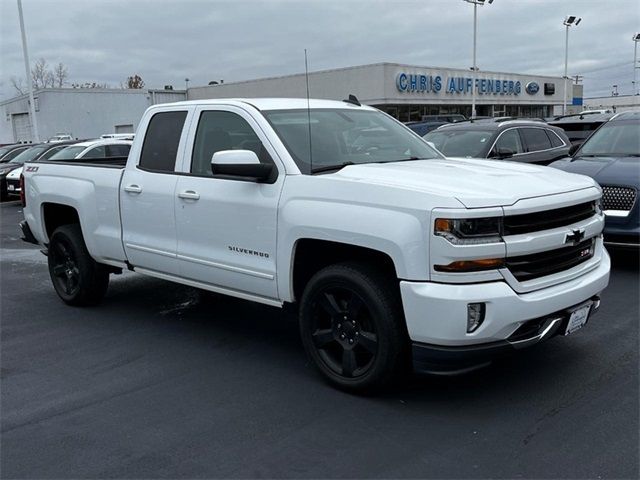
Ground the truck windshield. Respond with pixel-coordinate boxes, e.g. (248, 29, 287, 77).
(578, 121, 640, 158)
(262, 108, 442, 173)
(423, 129, 494, 158)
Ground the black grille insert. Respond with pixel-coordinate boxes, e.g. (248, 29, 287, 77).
(504, 201, 595, 235)
(602, 186, 636, 211)
(506, 238, 595, 281)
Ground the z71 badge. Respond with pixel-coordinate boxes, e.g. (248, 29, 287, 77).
(25, 166, 39, 172)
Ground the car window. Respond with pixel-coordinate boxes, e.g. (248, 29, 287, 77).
(493, 129, 524, 155)
(49, 146, 85, 160)
(106, 144, 131, 157)
(2, 147, 28, 162)
(423, 129, 494, 157)
(139, 111, 188, 172)
(546, 129, 565, 148)
(579, 121, 640, 157)
(39, 146, 67, 160)
(191, 110, 270, 177)
(81, 146, 106, 159)
(521, 128, 552, 152)
(9, 145, 48, 164)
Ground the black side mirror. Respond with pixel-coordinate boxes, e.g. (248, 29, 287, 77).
(492, 147, 515, 159)
(568, 143, 580, 157)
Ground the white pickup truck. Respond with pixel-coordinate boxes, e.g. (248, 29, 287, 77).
(20, 98, 610, 391)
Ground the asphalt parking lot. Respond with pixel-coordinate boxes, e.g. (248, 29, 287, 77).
(1, 200, 638, 479)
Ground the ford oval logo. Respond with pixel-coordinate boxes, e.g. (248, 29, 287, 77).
(525, 81, 540, 95)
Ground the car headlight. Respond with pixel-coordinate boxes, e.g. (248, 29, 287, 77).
(595, 196, 603, 216)
(434, 217, 503, 245)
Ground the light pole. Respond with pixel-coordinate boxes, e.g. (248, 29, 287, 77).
(185, 78, 190, 91)
(463, 0, 493, 119)
(633, 33, 640, 95)
(562, 15, 581, 115)
(16, 0, 39, 142)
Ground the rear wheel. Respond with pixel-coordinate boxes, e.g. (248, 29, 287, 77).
(299, 262, 407, 392)
(48, 224, 109, 306)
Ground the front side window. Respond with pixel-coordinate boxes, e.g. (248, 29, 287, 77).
(139, 111, 188, 172)
(9, 145, 48, 165)
(493, 129, 524, 155)
(1, 147, 28, 162)
(39, 146, 66, 160)
(191, 111, 269, 176)
(579, 121, 640, 157)
(521, 128, 552, 152)
(424, 129, 493, 158)
(264, 108, 442, 173)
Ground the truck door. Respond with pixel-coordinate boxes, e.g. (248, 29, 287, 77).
(174, 106, 283, 300)
(120, 108, 191, 275)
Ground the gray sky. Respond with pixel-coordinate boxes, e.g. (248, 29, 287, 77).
(1, 0, 639, 100)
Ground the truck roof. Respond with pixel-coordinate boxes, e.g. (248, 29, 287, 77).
(151, 98, 376, 111)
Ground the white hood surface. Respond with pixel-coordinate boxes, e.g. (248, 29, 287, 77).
(333, 158, 597, 208)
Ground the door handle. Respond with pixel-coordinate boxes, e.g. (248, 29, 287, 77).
(124, 184, 142, 194)
(178, 190, 200, 200)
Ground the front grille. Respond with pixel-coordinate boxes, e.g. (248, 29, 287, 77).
(602, 186, 636, 211)
(506, 238, 595, 282)
(503, 201, 595, 235)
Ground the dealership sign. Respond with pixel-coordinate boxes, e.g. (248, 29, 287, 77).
(396, 72, 524, 96)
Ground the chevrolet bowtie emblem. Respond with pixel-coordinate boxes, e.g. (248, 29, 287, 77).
(565, 229, 585, 245)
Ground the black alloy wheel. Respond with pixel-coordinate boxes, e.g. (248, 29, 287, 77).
(47, 224, 109, 306)
(299, 262, 407, 392)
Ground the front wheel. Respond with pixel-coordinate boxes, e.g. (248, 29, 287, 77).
(48, 224, 109, 306)
(299, 262, 407, 392)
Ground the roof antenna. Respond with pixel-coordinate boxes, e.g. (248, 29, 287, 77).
(343, 94, 361, 106)
(304, 49, 313, 173)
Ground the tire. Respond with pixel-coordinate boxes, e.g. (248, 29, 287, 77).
(47, 224, 109, 306)
(299, 262, 407, 393)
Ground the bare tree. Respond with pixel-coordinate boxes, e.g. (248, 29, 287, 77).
(53, 62, 68, 87)
(10, 76, 26, 95)
(31, 58, 55, 89)
(124, 74, 145, 89)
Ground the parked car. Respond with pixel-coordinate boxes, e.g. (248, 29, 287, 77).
(423, 119, 571, 164)
(1, 141, 77, 199)
(21, 98, 609, 392)
(100, 133, 135, 140)
(422, 114, 467, 123)
(0, 144, 30, 163)
(6, 139, 132, 197)
(548, 113, 616, 147)
(549, 111, 640, 248)
(46, 134, 74, 143)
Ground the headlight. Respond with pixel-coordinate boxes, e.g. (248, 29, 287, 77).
(434, 217, 503, 244)
(595, 197, 603, 215)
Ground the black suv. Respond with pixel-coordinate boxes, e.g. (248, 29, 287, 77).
(423, 119, 571, 165)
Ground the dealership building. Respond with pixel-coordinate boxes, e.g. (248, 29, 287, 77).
(188, 62, 568, 121)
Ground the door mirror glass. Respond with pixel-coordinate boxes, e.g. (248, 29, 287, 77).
(568, 143, 580, 157)
(211, 150, 273, 182)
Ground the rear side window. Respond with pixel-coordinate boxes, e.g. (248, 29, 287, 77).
(545, 129, 565, 148)
(107, 144, 131, 157)
(521, 128, 552, 152)
(139, 111, 187, 172)
(82, 146, 106, 159)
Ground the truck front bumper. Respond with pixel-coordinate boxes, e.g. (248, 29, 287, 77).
(400, 249, 610, 373)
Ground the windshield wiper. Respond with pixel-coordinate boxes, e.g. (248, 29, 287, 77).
(311, 161, 355, 174)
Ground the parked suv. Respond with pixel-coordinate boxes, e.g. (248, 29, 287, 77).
(424, 119, 571, 164)
(550, 111, 640, 248)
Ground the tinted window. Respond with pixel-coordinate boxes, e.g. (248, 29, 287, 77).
(545, 129, 565, 148)
(107, 144, 131, 157)
(139, 111, 187, 172)
(494, 129, 524, 155)
(579, 121, 640, 157)
(191, 111, 268, 176)
(82, 146, 106, 159)
(424, 129, 494, 157)
(9, 145, 48, 164)
(2, 147, 28, 162)
(521, 128, 552, 152)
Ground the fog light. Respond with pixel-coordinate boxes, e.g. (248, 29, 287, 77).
(467, 303, 486, 333)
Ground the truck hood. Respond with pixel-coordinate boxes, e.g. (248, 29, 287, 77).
(333, 158, 597, 208)
(549, 156, 640, 188)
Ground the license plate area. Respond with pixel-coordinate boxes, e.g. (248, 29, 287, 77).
(565, 302, 592, 335)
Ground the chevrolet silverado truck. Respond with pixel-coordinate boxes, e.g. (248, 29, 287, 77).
(20, 98, 610, 391)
